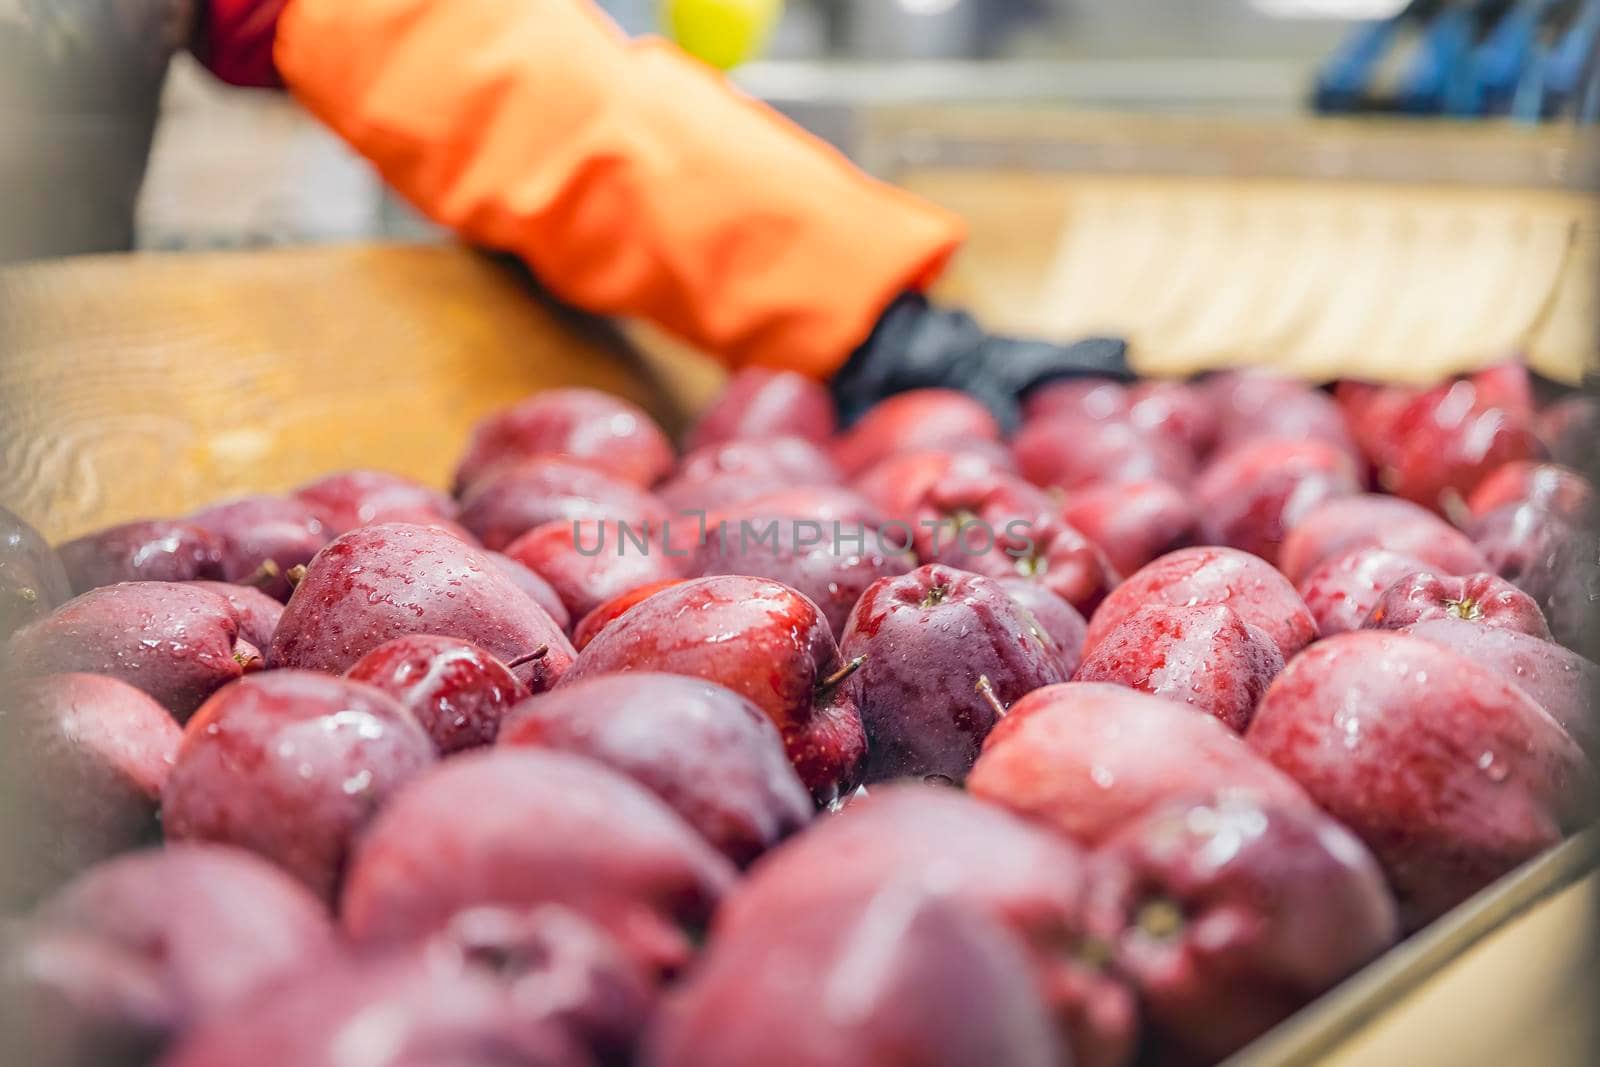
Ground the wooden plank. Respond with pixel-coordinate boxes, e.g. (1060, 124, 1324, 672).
(0, 244, 720, 542)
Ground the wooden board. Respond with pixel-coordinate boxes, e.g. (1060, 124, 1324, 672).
(0, 244, 724, 542)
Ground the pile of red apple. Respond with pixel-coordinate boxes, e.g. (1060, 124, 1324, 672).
(1, 363, 1595, 1067)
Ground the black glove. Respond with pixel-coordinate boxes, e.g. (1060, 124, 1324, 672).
(831, 293, 1132, 432)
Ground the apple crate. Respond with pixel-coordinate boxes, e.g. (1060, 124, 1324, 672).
(1, 117, 1596, 1067)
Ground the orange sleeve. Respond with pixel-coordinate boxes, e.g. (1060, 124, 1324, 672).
(273, 0, 964, 377)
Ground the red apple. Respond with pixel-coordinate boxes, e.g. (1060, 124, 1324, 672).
(968, 683, 1310, 847)
(184, 581, 283, 652)
(838, 565, 1072, 783)
(659, 436, 842, 511)
(1362, 570, 1553, 640)
(0, 674, 180, 907)
(1192, 437, 1362, 565)
(339, 749, 737, 976)
(715, 784, 1137, 1067)
(852, 446, 1016, 522)
(1402, 617, 1599, 756)
(504, 518, 685, 621)
(1207, 373, 1357, 460)
(1059, 480, 1197, 577)
(833, 389, 1001, 477)
(162, 671, 436, 902)
(292, 470, 458, 536)
(1245, 631, 1592, 928)
(1377, 381, 1543, 516)
(1083, 547, 1317, 662)
(457, 456, 668, 551)
(1013, 415, 1193, 493)
(1278, 493, 1488, 585)
(561, 575, 866, 802)
(1088, 794, 1398, 1065)
(647, 889, 1062, 1067)
(996, 577, 1089, 677)
(485, 551, 572, 631)
(1073, 605, 1284, 733)
(268, 523, 574, 690)
(1466, 461, 1595, 520)
(346, 635, 531, 754)
(685, 366, 836, 450)
(56, 520, 225, 592)
(453, 388, 675, 493)
(8, 845, 338, 1067)
(499, 672, 812, 865)
(0, 506, 71, 640)
(1128, 380, 1219, 458)
(1021, 377, 1131, 424)
(1295, 548, 1433, 637)
(7, 583, 262, 719)
(188, 495, 331, 600)
(572, 579, 685, 651)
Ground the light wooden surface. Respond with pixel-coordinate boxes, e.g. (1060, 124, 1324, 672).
(0, 244, 723, 542)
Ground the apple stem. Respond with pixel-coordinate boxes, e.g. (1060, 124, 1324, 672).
(975, 675, 1009, 719)
(285, 564, 309, 588)
(243, 559, 282, 589)
(816, 655, 867, 695)
(507, 646, 550, 669)
(920, 585, 949, 609)
(1136, 898, 1185, 941)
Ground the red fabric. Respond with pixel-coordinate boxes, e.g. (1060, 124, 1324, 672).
(204, 0, 290, 87)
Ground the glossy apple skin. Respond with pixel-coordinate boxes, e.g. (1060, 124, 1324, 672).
(646, 890, 1061, 1067)
(184, 581, 284, 651)
(659, 436, 842, 512)
(669, 485, 889, 558)
(162, 671, 436, 903)
(690, 516, 912, 636)
(561, 575, 867, 802)
(7, 583, 261, 719)
(1471, 504, 1599, 662)
(1060, 480, 1197, 578)
(908, 470, 1119, 615)
(1362, 570, 1553, 640)
(188, 495, 331, 601)
(1193, 438, 1362, 565)
(1295, 548, 1432, 637)
(453, 388, 675, 493)
(686, 367, 837, 450)
(1013, 415, 1193, 493)
(1206, 373, 1357, 460)
(1245, 631, 1593, 929)
(1128, 380, 1219, 459)
(291, 470, 459, 536)
(347, 636, 531, 754)
(0, 674, 180, 908)
(458, 456, 669, 551)
(1402, 618, 1599, 757)
(1073, 605, 1284, 733)
(340, 749, 737, 977)
(969, 683, 1310, 847)
(9, 845, 338, 1067)
(1377, 382, 1543, 514)
(269, 523, 574, 691)
(716, 784, 1136, 1067)
(996, 577, 1089, 677)
(155, 918, 629, 1067)
(499, 673, 811, 865)
(1089, 795, 1398, 1066)
(0, 506, 71, 640)
(505, 518, 686, 622)
(1466, 461, 1595, 520)
(486, 552, 572, 631)
(1278, 493, 1488, 585)
(1083, 547, 1317, 663)
(572, 580, 685, 651)
(838, 566, 1071, 783)
(852, 447, 1017, 523)
(56, 520, 225, 593)
(833, 389, 1002, 477)
(1021, 377, 1131, 424)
